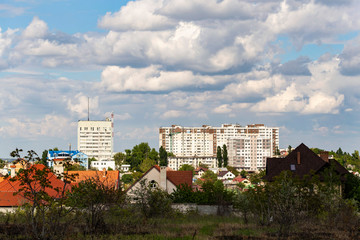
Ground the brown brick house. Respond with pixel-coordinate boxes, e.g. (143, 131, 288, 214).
(264, 143, 349, 182)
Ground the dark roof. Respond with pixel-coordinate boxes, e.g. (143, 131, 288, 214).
(264, 143, 349, 181)
(218, 171, 230, 177)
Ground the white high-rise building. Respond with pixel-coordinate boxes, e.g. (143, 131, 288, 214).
(77, 116, 114, 161)
(159, 124, 279, 171)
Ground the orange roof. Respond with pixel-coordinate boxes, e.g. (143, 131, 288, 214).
(233, 176, 247, 182)
(68, 170, 120, 189)
(0, 164, 71, 207)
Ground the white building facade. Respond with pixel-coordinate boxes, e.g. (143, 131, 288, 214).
(168, 156, 217, 171)
(159, 124, 279, 171)
(77, 117, 114, 161)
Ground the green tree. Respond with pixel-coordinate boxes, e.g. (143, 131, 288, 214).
(88, 157, 97, 169)
(139, 157, 156, 173)
(132, 180, 172, 219)
(240, 170, 247, 178)
(217, 146, 222, 168)
(149, 148, 159, 164)
(40, 150, 48, 166)
(121, 174, 133, 184)
(8, 149, 75, 240)
(287, 145, 292, 154)
(159, 146, 168, 167)
(113, 152, 126, 169)
(67, 177, 125, 234)
(178, 164, 195, 175)
(275, 147, 281, 156)
(222, 144, 228, 167)
(0, 158, 6, 168)
(200, 170, 218, 183)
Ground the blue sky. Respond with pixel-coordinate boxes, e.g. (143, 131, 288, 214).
(1, 0, 360, 157)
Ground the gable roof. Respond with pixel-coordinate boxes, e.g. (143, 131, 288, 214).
(264, 143, 349, 181)
(0, 164, 70, 207)
(126, 165, 192, 192)
(218, 171, 231, 177)
(68, 169, 120, 189)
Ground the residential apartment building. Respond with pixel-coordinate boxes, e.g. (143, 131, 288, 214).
(77, 117, 114, 161)
(159, 124, 279, 171)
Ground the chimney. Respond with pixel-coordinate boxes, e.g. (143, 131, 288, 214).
(160, 166, 167, 191)
(297, 151, 301, 165)
(10, 165, 16, 178)
(320, 151, 329, 163)
(53, 159, 64, 179)
(103, 168, 107, 177)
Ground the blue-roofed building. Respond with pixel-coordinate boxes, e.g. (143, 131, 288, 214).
(47, 151, 88, 169)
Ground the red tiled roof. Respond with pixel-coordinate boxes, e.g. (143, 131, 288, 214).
(68, 170, 120, 189)
(0, 164, 71, 207)
(233, 176, 247, 182)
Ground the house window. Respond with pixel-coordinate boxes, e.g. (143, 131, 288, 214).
(150, 180, 158, 189)
(290, 164, 296, 171)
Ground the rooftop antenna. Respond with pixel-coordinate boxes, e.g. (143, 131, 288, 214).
(87, 97, 90, 121)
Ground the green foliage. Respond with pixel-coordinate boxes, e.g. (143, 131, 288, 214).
(227, 166, 239, 176)
(0, 158, 5, 168)
(198, 162, 209, 169)
(217, 146, 222, 168)
(133, 180, 172, 219)
(159, 146, 168, 167)
(139, 157, 156, 172)
(311, 147, 325, 155)
(121, 174, 133, 184)
(113, 152, 126, 169)
(39, 149, 48, 166)
(67, 177, 125, 234)
(172, 180, 234, 207)
(275, 147, 280, 156)
(222, 144, 228, 167)
(125, 143, 160, 171)
(200, 170, 218, 183)
(287, 145, 292, 154)
(178, 164, 195, 175)
(65, 163, 87, 171)
(240, 170, 247, 178)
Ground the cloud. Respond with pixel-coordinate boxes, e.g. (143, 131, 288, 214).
(0, 4, 25, 17)
(98, 0, 175, 31)
(99, 65, 220, 92)
(273, 56, 311, 76)
(22, 17, 48, 39)
(161, 110, 184, 119)
(302, 92, 344, 114)
(0, 115, 74, 139)
(67, 93, 99, 119)
(339, 35, 360, 75)
(213, 104, 232, 114)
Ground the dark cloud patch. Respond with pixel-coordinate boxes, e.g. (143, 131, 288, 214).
(273, 56, 311, 76)
(315, 0, 353, 6)
(339, 36, 360, 76)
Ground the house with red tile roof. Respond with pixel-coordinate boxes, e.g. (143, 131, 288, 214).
(126, 165, 192, 195)
(0, 164, 71, 210)
(68, 168, 120, 189)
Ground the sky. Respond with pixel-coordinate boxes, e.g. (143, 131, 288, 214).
(1, 0, 360, 157)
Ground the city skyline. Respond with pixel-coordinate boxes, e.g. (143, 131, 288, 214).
(1, 0, 360, 157)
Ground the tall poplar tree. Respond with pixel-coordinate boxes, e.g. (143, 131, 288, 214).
(222, 144, 228, 167)
(159, 146, 168, 166)
(217, 146, 223, 168)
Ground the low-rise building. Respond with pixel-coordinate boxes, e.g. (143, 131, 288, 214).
(47, 150, 88, 169)
(168, 156, 217, 170)
(90, 160, 115, 170)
